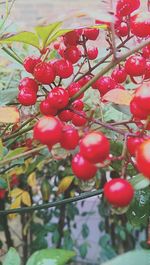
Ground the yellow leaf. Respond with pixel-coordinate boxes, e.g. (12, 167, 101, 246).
(10, 188, 23, 198)
(21, 191, 31, 206)
(57, 176, 74, 195)
(0, 107, 20, 123)
(8, 166, 24, 177)
(9, 196, 21, 219)
(27, 172, 36, 187)
(102, 89, 133, 106)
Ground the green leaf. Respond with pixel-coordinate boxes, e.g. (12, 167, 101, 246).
(101, 250, 150, 265)
(0, 32, 39, 48)
(81, 224, 89, 239)
(79, 243, 88, 259)
(129, 174, 150, 190)
(4, 147, 27, 159)
(112, 104, 131, 116)
(0, 88, 18, 106)
(26, 248, 76, 265)
(3, 248, 20, 265)
(0, 139, 4, 158)
(0, 177, 7, 189)
(46, 29, 71, 46)
(99, 234, 111, 248)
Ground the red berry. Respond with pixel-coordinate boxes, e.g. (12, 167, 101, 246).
(54, 59, 73, 79)
(58, 110, 73, 122)
(144, 60, 150, 80)
(125, 55, 146, 77)
(71, 153, 97, 181)
(78, 75, 92, 87)
(83, 28, 99, 40)
(130, 97, 148, 120)
(72, 111, 87, 127)
(87, 46, 98, 60)
(18, 87, 37, 106)
(104, 178, 134, 207)
(115, 20, 128, 37)
(142, 45, 150, 59)
(127, 136, 145, 156)
(136, 139, 150, 179)
(23, 55, 41, 74)
(135, 83, 150, 112)
(0, 189, 6, 199)
(111, 66, 127, 83)
(64, 46, 81, 64)
(40, 99, 57, 116)
(34, 62, 55, 84)
(33, 116, 62, 146)
(71, 99, 84, 110)
(47, 87, 69, 110)
(80, 131, 110, 163)
(131, 12, 150, 38)
(19, 77, 38, 93)
(92, 76, 116, 95)
(53, 41, 60, 50)
(60, 125, 79, 150)
(116, 0, 140, 17)
(67, 82, 83, 99)
(63, 31, 80, 46)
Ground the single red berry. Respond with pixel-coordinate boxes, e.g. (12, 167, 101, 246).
(40, 99, 57, 116)
(34, 62, 55, 84)
(127, 135, 145, 156)
(130, 97, 148, 120)
(33, 116, 62, 145)
(80, 131, 110, 163)
(71, 99, 84, 110)
(18, 87, 37, 106)
(67, 82, 83, 99)
(142, 45, 150, 59)
(64, 46, 81, 64)
(23, 55, 41, 74)
(0, 189, 6, 199)
(60, 125, 79, 150)
(72, 111, 87, 127)
(131, 12, 150, 38)
(71, 153, 97, 180)
(58, 46, 66, 58)
(47, 87, 69, 110)
(135, 83, 150, 112)
(83, 28, 99, 40)
(19, 77, 38, 93)
(116, 0, 140, 17)
(125, 55, 146, 77)
(104, 178, 134, 207)
(144, 60, 150, 80)
(54, 59, 73, 79)
(115, 20, 128, 37)
(63, 30, 80, 46)
(58, 110, 73, 122)
(111, 66, 127, 83)
(136, 139, 150, 179)
(87, 46, 98, 60)
(92, 76, 116, 95)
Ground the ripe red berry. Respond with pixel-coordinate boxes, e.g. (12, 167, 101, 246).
(47, 87, 69, 110)
(67, 82, 83, 99)
(63, 31, 80, 46)
(78, 75, 92, 87)
(125, 55, 146, 77)
(127, 135, 145, 156)
(115, 20, 128, 37)
(144, 60, 150, 80)
(54, 59, 73, 79)
(87, 46, 98, 60)
(116, 0, 140, 17)
(71, 99, 84, 110)
(18, 87, 37, 106)
(71, 153, 97, 181)
(111, 66, 127, 83)
(136, 139, 150, 179)
(142, 45, 150, 59)
(92, 76, 116, 95)
(23, 55, 41, 74)
(130, 97, 148, 120)
(40, 99, 57, 116)
(131, 12, 150, 38)
(60, 125, 79, 150)
(34, 62, 55, 84)
(64, 46, 81, 64)
(80, 131, 110, 163)
(19, 77, 38, 93)
(83, 28, 99, 40)
(58, 110, 73, 122)
(72, 111, 87, 127)
(104, 178, 134, 207)
(135, 83, 150, 113)
(33, 116, 62, 146)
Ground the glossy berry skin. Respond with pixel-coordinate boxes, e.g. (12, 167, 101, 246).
(54, 59, 73, 79)
(60, 125, 79, 150)
(78, 75, 92, 87)
(64, 46, 81, 64)
(116, 0, 140, 17)
(58, 110, 73, 122)
(71, 100, 84, 110)
(71, 153, 97, 181)
(72, 111, 87, 127)
(23, 55, 41, 74)
(19, 77, 38, 93)
(47, 87, 69, 110)
(127, 136, 144, 156)
(125, 55, 146, 77)
(92, 76, 116, 95)
(144, 60, 150, 80)
(33, 116, 62, 145)
(80, 132, 110, 163)
(111, 66, 127, 83)
(34, 62, 55, 84)
(18, 87, 37, 106)
(142, 45, 150, 59)
(87, 46, 98, 60)
(136, 139, 150, 179)
(40, 100, 57, 116)
(63, 31, 80, 46)
(130, 97, 148, 120)
(115, 21, 128, 37)
(67, 82, 83, 99)
(131, 12, 150, 38)
(83, 28, 99, 40)
(135, 83, 150, 112)
(104, 178, 134, 207)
